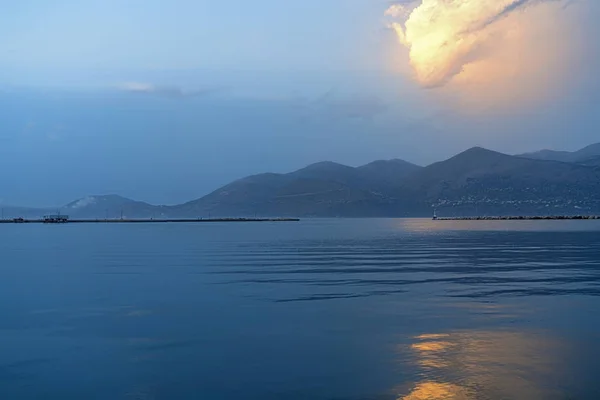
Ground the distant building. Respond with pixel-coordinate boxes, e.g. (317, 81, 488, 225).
(43, 215, 69, 223)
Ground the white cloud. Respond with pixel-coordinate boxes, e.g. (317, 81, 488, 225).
(116, 82, 224, 99)
(385, 0, 571, 88)
(118, 82, 156, 92)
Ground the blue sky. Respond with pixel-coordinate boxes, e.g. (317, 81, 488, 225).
(1, 0, 599, 206)
(1, 0, 389, 73)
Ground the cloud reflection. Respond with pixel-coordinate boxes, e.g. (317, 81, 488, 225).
(398, 330, 564, 399)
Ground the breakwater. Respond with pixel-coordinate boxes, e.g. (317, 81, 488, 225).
(0, 218, 300, 224)
(437, 215, 600, 221)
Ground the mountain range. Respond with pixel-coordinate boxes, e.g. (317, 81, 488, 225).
(518, 143, 600, 164)
(3, 143, 600, 218)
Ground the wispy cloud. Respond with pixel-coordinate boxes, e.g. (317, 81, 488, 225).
(119, 82, 155, 92)
(116, 82, 225, 99)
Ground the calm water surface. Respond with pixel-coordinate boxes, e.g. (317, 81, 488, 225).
(1, 219, 600, 399)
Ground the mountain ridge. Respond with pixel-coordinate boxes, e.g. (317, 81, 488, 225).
(518, 142, 600, 163)
(3, 144, 600, 218)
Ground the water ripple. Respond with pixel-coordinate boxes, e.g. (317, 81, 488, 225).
(204, 232, 600, 303)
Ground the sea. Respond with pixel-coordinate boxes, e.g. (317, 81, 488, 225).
(1, 219, 600, 399)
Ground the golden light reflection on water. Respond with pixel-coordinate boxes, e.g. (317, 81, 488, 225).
(415, 334, 451, 341)
(395, 218, 517, 233)
(403, 382, 472, 400)
(398, 330, 564, 400)
(411, 341, 452, 353)
(394, 218, 600, 233)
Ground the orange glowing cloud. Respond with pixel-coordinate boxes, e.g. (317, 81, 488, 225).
(385, 0, 578, 105)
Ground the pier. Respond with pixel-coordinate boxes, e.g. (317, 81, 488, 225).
(0, 218, 300, 224)
(436, 215, 600, 221)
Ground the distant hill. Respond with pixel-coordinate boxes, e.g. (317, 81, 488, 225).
(1, 195, 168, 220)
(63, 195, 167, 218)
(172, 159, 421, 218)
(398, 147, 600, 216)
(357, 159, 422, 187)
(0, 205, 52, 219)
(289, 161, 362, 185)
(519, 143, 600, 163)
(173, 147, 600, 217)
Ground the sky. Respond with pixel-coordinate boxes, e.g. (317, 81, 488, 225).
(1, 0, 599, 206)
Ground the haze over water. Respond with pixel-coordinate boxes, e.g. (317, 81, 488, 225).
(2, 219, 600, 399)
